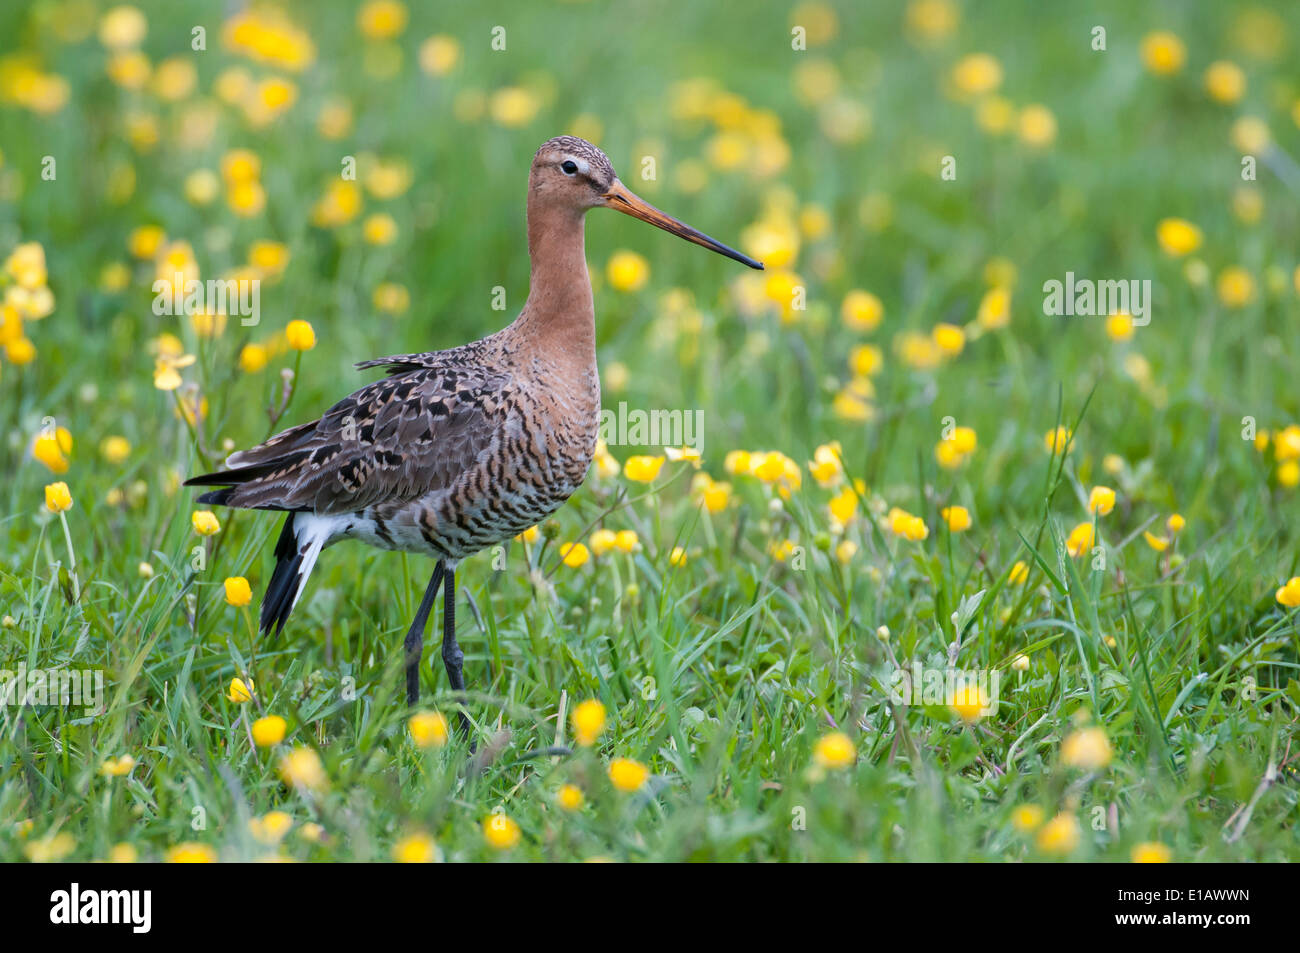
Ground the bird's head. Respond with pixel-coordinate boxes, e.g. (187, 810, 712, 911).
(530, 135, 763, 270)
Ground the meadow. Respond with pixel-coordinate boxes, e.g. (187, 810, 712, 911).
(1, 0, 1298, 863)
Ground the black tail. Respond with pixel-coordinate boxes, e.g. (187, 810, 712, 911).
(261, 514, 304, 636)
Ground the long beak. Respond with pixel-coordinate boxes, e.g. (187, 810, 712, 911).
(602, 180, 763, 270)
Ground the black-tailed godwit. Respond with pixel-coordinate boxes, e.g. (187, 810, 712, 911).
(186, 136, 762, 736)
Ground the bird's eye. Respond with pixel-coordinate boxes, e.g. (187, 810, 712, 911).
(561, 160, 578, 176)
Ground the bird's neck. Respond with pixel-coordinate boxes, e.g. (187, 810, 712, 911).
(513, 196, 596, 366)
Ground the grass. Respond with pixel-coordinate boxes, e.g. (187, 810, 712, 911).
(1, 0, 1298, 862)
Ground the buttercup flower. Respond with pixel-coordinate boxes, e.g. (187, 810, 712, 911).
(224, 577, 252, 607)
(1061, 726, 1112, 770)
(571, 699, 606, 746)
(408, 711, 449, 748)
(813, 731, 855, 768)
(608, 757, 649, 791)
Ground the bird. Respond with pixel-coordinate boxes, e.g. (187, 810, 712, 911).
(185, 135, 762, 737)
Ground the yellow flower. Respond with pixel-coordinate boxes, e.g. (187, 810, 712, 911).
(1143, 531, 1169, 553)
(835, 539, 857, 564)
(841, 289, 883, 330)
(128, 224, 165, 258)
(99, 5, 147, 49)
(1012, 654, 1030, 671)
(252, 715, 287, 747)
(1131, 841, 1172, 863)
(849, 344, 883, 377)
(516, 525, 540, 544)
(483, 812, 522, 849)
(724, 450, 752, 475)
(298, 822, 325, 844)
(589, 528, 617, 556)
(948, 679, 988, 723)
(1231, 116, 1269, 154)
(1156, 218, 1202, 257)
(358, 0, 407, 39)
(224, 576, 252, 607)
(812, 731, 855, 769)
(941, 505, 971, 532)
(607, 757, 649, 791)
(699, 480, 732, 514)
(166, 842, 217, 863)
(248, 240, 290, 276)
(1008, 560, 1029, 585)
(419, 35, 461, 76)
(249, 811, 293, 844)
(556, 784, 584, 811)
(1065, 522, 1094, 558)
(1204, 61, 1246, 104)
(1217, 266, 1255, 308)
(559, 542, 590, 568)
(1017, 104, 1057, 147)
(613, 529, 639, 553)
(1087, 486, 1115, 516)
(977, 285, 1011, 330)
(1275, 577, 1300, 608)
(99, 435, 131, 464)
(108, 843, 138, 863)
(1166, 513, 1185, 533)
(668, 546, 688, 567)
(1280, 461, 1300, 488)
(807, 442, 844, 486)
(951, 53, 1002, 97)
(1036, 813, 1081, 855)
(606, 250, 649, 292)
(285, 319, 316, 350)
(239, 343, 269, 373)
(44, 481, 73, 513)
(153, 351, 195, 391)
(1044, 426, 1073, 455)
(1275, 425, 1300, 461)
(571, 699, 606, 746)
(392, 833, 437, 863)
(408, 711, 449, 748)
(932, 322, 965, 355)
(1105, 312, 1135, 341)
(192, 510, 221, 536)
(887, 507, 929, 542)
(906, 0, 958, 41)
(1011, 804, 1045, 832)
(5, 336, 35, 364)
(373, 282, 410, 314)
(1140, 31, 1186, 75)
(99, 755, 136, 777)
(278, 746, 326, 790)
(226, 677, 255, 703)
(363, 213, 398, 245)
(1061, 726, 1112, 770)
(935, 426, 977, 469)
(828, 487, 858, 524)
(24, 831, 76, 862)
(489, 86, 541, 127)
(623, 455, 665, 482)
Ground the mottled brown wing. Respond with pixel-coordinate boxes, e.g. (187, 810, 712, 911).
(190, 354, 511, 514)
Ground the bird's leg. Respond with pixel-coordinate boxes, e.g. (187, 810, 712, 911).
(440, 568, 472, 741)
(404, 561, 445, 706)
